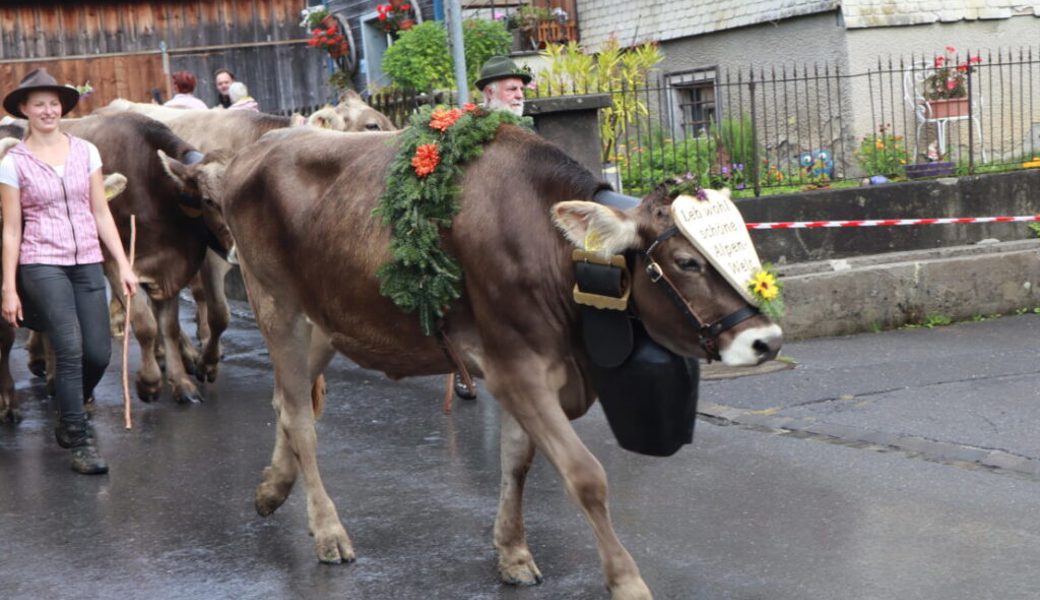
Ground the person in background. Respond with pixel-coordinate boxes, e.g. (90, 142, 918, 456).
(227, 82, 259, 112)
(0, 68, 138, 475)
(476, 55, 530, 117)
(213, 68, 235, 109)
(164, 71, 208, 110)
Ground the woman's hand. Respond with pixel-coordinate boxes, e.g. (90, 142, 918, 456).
(119, 265, 139, 298)
(2, 288, 21, 327)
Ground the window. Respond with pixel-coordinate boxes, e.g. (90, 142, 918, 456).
(667, 68, 717, 137)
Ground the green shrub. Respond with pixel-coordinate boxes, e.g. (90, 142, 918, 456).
(382, 19, 511, 92)
(463, 19, 512, 88)
(855, 125, 908, 177)
(617, 135, 716, 196)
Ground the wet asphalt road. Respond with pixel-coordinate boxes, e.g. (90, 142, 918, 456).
(3, 300, 1040, 599)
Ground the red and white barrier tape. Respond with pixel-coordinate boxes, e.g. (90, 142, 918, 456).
(746, 215, 1040, 230)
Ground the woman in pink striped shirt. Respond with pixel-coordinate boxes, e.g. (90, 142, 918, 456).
(0, 68, 138, 475)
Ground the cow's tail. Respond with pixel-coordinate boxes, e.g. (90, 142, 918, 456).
(311, 374, 327, 420)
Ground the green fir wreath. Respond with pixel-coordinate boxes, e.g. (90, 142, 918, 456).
(373, 103, 531, 335)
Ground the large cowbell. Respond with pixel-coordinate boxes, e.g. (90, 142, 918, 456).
(572, 249, 699, 457)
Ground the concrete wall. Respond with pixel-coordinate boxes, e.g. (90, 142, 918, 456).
(739, 168, 1040, 264)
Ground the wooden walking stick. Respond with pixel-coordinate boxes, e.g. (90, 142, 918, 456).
(122, 215, 136, 430)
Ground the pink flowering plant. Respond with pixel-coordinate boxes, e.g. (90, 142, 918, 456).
(923, 46, 982, 101)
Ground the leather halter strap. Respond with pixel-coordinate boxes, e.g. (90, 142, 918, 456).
(642, 226, 760, 361)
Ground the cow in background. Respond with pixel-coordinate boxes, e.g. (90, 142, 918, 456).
(99, 92, 395, 385)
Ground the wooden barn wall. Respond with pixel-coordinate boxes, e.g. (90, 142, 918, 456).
(0, 1, 332, 117)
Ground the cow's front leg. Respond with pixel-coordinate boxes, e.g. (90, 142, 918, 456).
(0, 322, 18, 423)
(154, 297, 202, 403)
(195, 251, 231, 383)
(494, 410, 542, 585)
(127, 292, 162, 402)
(486, 354, 651, 600)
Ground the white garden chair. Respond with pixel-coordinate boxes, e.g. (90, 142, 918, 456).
(902, 61, 986, 162)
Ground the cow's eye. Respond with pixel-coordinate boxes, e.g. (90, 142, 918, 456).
(676, 257, 701, 272)
(365, 122, 381, 130)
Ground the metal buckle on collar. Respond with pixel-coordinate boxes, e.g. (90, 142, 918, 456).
(645, 261, 663, 283)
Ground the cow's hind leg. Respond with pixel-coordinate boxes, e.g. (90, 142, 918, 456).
(494, 410, 542, 585)
(194, 252, 232, 383)
(0, 322, 17, 423)
(26, 329, 46, 377)
(247, 279, 352, 563)
(486, 354, 651, 600)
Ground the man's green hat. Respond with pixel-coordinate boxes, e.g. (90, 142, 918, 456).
(475, 56, 532, 91)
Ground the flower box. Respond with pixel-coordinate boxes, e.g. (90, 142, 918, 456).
(905, 161, 955, 179)
(926, 97, 968, 119)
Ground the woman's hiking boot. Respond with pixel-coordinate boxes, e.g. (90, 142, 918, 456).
(55, 419, 108, 475)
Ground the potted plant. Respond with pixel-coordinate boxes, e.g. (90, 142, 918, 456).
(376, 2, 415, 35)
(923, 46, 982, 119)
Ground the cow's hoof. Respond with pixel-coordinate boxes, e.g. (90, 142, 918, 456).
(28, 359, 46, 378)
(610, 577, 652, 600)
(314, 525, 355, 565)
(136, 380, 162, 403)
(255, 468, 293, 516)
(499, 559, 543, 587)
(1, 407, 22, 424)
(174, 389, 204, 404)
(196, 363, 219, 384)
(45, 378, 56, 397)
(183, 359, 197, 377)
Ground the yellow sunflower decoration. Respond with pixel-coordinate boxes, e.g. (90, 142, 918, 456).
(747, 264, 784, 321)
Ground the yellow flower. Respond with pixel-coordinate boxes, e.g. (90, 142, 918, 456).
(750, 270, 779, 300)
(875, 141, 885, 150)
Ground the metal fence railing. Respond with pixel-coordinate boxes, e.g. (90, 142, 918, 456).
(362, 46, 1040, 197)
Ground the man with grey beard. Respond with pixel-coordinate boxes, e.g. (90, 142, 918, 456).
(475, 56, 530, 117)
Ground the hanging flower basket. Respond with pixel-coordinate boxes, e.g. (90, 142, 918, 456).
(926, 97, 968, 119)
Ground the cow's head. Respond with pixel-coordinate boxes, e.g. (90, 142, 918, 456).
(552, 187, 782, 366)
(333, 90, 396, 132)
(157, 149, 235, 258)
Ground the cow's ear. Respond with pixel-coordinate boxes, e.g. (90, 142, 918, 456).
(551, 201, 639, 256)
(0, 137, 19, 160)
(339, 89, 362, 104)
(102, 173, 127, 202)
(158, 149, 189, 189)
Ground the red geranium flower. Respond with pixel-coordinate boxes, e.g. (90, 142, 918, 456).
(462, 102, 478, 113)
(412, 143, 440, 177)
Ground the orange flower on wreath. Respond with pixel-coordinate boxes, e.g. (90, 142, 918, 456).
(462, 102, 478, 113)
(412, 143, 440, 177)
(429, 108, 463, 132)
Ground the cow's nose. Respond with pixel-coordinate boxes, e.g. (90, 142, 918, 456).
(752, 332, 783, 362)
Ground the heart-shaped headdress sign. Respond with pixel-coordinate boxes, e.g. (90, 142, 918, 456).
(670, 188, 761, 305)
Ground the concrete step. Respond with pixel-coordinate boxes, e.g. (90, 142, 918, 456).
(779, 238, 1040, 339)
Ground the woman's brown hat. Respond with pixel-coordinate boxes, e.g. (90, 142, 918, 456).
(3, 68, 80, 119)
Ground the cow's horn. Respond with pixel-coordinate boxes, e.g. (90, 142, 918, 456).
(593, 189, 640, 210)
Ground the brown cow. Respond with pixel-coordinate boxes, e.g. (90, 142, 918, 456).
(100, 93, 395, 384)
(0, 113, 232, 404)
(185, 124, 782, 598)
